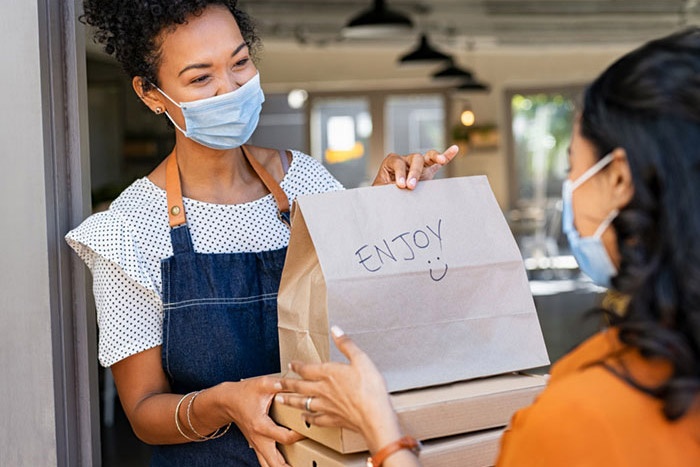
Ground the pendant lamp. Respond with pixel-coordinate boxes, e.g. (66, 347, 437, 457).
(343, 0, 414, 38)
(456, 78, 490, 92)
(432, 60, 475, 81)
(398, 33, 451, 66)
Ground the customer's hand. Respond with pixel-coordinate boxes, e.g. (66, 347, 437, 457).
(277, 327, 403, 454)
(224, 376, 303, 467)
(373, 145, 459, 189)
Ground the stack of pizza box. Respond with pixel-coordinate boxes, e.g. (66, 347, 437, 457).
(271, 372, 546, 467)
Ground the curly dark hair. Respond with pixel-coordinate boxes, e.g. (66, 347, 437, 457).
(580, 27, 700, 420)
(81, 0, 260, 92)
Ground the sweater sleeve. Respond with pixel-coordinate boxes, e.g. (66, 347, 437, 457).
(496, 380, 626, 467)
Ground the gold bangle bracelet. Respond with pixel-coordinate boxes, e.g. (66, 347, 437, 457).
(175, 392, 201, 442)
(186, 389, 232, 442)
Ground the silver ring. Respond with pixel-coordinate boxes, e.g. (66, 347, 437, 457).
(305, 396, 314, 413)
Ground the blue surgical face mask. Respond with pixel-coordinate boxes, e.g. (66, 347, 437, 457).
(562, 152, 619, 288)
(156, 72, 265, 150)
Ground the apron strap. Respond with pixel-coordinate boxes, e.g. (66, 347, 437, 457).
(242, 145, 291, 229)
(165, 152, 194, 253)
(165, 146, 291, 231)
(166, 153, 187, 228)
(242, 145, 290, 214)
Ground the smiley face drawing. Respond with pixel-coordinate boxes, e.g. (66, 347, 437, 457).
(427, 257, 448, 282)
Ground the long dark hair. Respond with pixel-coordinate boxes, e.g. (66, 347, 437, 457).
(580, 27, 700, 420)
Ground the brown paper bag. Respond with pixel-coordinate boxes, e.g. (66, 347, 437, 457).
(277, 175, 549, 392)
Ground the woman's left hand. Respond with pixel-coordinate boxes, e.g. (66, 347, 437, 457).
(373, 145, 459, 189)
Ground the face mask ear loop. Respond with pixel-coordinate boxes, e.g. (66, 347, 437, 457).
(162, 111, 188, 136)
(593, 209, 619, 239)
(150, 83, 189, 136)
(571, 152, 615, 191)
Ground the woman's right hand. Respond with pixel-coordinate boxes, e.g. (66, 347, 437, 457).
(277, 329, 422, 466)
(277, 327, 403, 454)
(373, 145, 459, 189)
(223, 375, 304, 467)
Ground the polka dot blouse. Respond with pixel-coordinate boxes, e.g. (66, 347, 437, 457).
(66, 151, 343, 367)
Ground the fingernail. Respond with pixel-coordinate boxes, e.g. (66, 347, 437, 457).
(331, 325, 345, 338)
(274, 381, 283, 390)
(408, 178, 417, 188)
(288, 362, 293, 371)
(275, 394, 284, 404)
(397, 177, 406, 186)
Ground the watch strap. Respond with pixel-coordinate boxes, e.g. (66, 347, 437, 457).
(366, 435, 420, 467)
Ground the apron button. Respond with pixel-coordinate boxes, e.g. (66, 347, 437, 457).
(170, 206, 181, 216)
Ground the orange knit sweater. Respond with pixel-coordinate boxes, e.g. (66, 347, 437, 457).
(497, 328, 700, 466)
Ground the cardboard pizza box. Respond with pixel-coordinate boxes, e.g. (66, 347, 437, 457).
(280, 427, 504, 467)
(272, 372, 545, 454)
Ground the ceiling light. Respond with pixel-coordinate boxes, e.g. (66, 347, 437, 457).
(456, 79, 490, 92)
(398, 33, 451, 66)
(343, 0, 414, 39)
(287, 89, 309, 109)
(432, 60, 475, 81)
(461, 109, 476, 127)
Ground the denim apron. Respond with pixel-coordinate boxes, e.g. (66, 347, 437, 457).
(150, 146, 291, 466)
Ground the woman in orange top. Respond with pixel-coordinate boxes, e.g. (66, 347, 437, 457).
(277, 27, 700, 467)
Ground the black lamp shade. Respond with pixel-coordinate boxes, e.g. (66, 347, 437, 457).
(343, 0, 414, 38)
(457, 80, 490, 92)
(399, 34, 451, 65)
(432, 61, 475, 80)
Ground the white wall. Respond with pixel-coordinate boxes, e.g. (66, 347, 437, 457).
(0, 1, 58, 465)
(0, 1, 95, 464)
(257, 41, 636, 208)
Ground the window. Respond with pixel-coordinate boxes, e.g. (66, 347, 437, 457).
(510, 91, 578, 202)
(385, 95, 445, 156)
(506, 87, 582, 273)
(310, 92, 447, 189)
(311, 97, 372, 188)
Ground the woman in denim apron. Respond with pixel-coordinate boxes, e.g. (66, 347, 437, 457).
(150, 147, 291, 465)
(72, 1, 458, 466)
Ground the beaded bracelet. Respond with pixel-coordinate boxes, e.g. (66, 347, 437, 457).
(186, 390, 232, 441)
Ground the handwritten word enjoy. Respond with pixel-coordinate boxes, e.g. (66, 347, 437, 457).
(355, 219, 444, 274)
